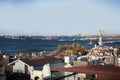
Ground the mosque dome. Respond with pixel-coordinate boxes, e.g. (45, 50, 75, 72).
(91, 45, 113, 53)
(92, 45, 111, 51)
(89, 31, 113, 56)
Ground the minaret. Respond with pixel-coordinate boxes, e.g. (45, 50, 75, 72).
(98, 31, 103, 45)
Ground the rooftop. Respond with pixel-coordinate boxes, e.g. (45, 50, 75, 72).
(92, 45, 112, 51)
(51, 65, 120, 80)
(52, 65, 120, 75)
(21, 56, 62, 66)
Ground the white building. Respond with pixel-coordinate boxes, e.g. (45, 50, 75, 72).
(8, 56, 64, 80)
(8, 59, 33, 74)
(64, 55, 77, 65)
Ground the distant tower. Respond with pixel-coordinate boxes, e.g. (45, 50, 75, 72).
(98, 30, 103, 45)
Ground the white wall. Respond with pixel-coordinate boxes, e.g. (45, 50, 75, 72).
(13, 60, 33, 74)
(64, 55, 77, 64)
(30, 70, 43, 80)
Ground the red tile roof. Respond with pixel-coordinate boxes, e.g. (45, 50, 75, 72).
(21, 56, 62, 66)
(51, 65, 120, 80)
(52, 65, 120, 75)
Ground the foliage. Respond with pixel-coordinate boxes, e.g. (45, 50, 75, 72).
(54, 43, 86, 56)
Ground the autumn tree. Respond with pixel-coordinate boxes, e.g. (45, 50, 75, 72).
(55, 43, 86, 56)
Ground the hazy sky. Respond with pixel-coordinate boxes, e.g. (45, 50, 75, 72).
(0, 0, 120, 35)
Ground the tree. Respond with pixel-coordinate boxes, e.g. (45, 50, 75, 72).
(54, 43, 86, 56)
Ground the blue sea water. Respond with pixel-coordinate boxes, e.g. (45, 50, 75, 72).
(0, 38, 120, 55)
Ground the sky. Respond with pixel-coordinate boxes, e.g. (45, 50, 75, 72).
(0, 0, 120, 35)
